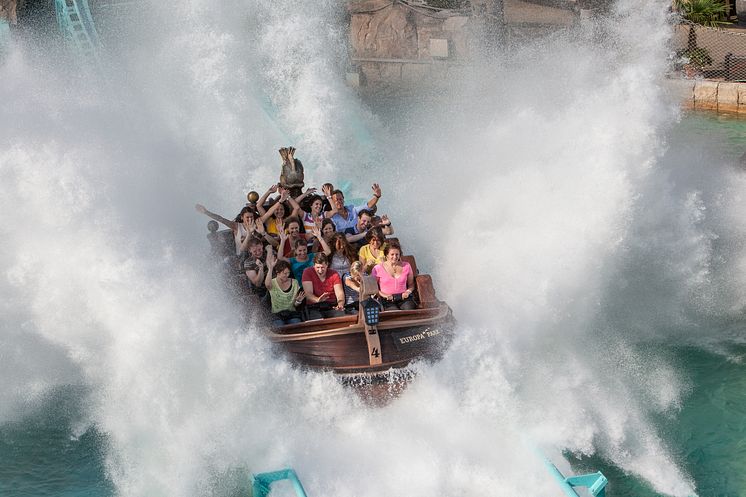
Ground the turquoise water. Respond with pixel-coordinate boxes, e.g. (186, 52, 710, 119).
(2, 343, 745, 497)
(669, 343, 746, 497)
(0, 387, 113, 497)
(572, 341, 746, 497)
(677, 112, 746, 164)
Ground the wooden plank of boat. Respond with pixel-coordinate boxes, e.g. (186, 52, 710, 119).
(266, 303, 454, 373)
(266, 303, 451, 342)
(359, 277, 384, 367)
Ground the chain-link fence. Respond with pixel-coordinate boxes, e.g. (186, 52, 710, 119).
(672, 20, 746, 81)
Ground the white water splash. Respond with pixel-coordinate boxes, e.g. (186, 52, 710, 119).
(4, 0, 746, 496)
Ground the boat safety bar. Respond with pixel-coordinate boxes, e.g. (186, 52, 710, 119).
(543, 459, 607, 497)
(252, 468, 308, 497)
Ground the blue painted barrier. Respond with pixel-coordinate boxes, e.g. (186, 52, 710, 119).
(543, 458, 607, 497)
(252, 468, 308, 497)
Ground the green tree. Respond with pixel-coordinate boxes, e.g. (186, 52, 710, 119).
(676, 0, 728, 51)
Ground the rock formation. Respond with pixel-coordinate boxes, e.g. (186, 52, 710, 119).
(0, 0, 17, 24)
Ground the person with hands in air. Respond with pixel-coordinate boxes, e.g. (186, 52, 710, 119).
(195, 203, 257, 255)
(301, 253, 346, 320)
(278, 224, 331, 283)
(276, 218, 307, 258)
(330, 183, 383, 232)
(258, 186, 298, 235)
(311, 218, 336, 254)
(371, 214, 394, 236)
(264, 250, 305, 326)
(288, 184, 338, 233)
(237, 217, 278, 256)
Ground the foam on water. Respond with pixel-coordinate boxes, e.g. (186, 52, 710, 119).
(2, 0, 746, 496)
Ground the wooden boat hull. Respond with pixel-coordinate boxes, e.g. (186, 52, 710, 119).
(267, 302, 456, 374)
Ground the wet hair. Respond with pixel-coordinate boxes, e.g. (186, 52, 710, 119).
(274, 260, 292, 275)
(357, 209, 373, 219)
(303, 194, 324, 212)
(247, 237, 264, 249)
(383, 241, 401, 257)
(234, 206, 256, 223)
(366, 227, 385, 243)
(313, 253, 329, 265)
(321, 218, 336, 234)
(371, 215, 382, 226)
(285, 217, 301, 230)
(331, 189, 344, 199)
(349, 261, 363, 278)
(330, 233, 357, 262)
(265, 198, 288, 218)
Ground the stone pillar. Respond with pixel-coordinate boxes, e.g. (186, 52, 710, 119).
(737, 0, 746, 26)
(470, 0, 505, 53)
(0, 0, 17, 24)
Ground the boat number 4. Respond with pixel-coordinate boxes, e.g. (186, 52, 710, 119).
(371, 348, 380, 358)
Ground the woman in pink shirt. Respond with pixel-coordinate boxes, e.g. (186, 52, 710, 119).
(371, 241, 416, 310)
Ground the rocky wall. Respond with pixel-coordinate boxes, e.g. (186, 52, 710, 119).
(0, 0, 17, 24)
(348, 0, 475, 86)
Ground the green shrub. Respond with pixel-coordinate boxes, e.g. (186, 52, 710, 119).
(682, 46, 714, 67)
(676, 0, 728, 26)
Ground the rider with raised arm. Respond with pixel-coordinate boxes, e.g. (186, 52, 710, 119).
(195, 204, 257, 255)
(278, 225, 332, 283)
(257, 186, 299, 235)
(330, 183, 382, 232)
(288, 184, 338, 233)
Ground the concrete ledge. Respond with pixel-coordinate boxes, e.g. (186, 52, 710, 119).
(672, 78, 746, 115)
(693, 81, 719, 111)
(718, 82, 740, 113)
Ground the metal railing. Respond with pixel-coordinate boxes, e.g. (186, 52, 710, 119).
(54, 0, 101, 65)
(252, 468, 309, 497)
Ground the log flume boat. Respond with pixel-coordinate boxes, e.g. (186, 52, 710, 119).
(207, 225, 456, 375)
(267, 266, 456, 374)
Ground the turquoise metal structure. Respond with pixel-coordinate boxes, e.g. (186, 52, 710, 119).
(0, 18, 11, 54)
(252, 462, 606, 497)
(252, 468, 308, 497)
(54, 0, 101, 64)
(543, 458, 608, 497)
